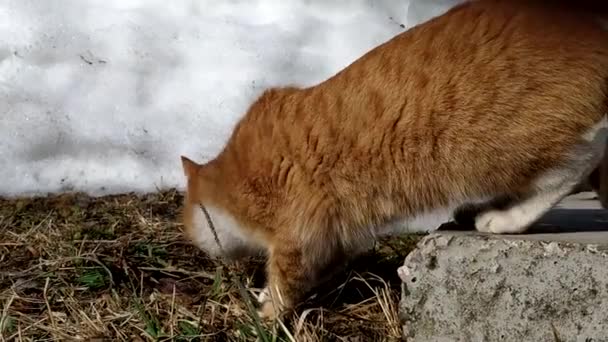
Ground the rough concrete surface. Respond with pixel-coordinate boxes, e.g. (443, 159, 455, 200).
(399, 193, 608, 342)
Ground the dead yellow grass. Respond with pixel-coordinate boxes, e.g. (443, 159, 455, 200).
(0, 190, 422, 341)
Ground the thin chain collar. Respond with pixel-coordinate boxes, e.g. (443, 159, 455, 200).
(198, 203, 224, 254)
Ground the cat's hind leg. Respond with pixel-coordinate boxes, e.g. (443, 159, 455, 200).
(453, 194, 515, 226)
(474, 180, 579, 234)
(476, 117, 608, 234)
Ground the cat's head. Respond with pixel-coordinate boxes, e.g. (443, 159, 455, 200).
(180, 155, 261, 260)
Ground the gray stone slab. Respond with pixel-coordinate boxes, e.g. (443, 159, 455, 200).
(399, 194, 608, 342)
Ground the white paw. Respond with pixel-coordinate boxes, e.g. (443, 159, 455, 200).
(475, 210, 517, 234)
(257, 300, 278, 320)
(256, 287, 281, 320)
(256, 287, 270, 304)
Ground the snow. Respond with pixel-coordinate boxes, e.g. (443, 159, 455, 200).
(0, 0, 462, 197)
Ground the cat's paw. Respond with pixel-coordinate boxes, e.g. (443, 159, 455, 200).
(256, 287, 270, 303)
(258, 300, 278, 320)
(256, 287, 281, 320)
(475, 210, 517, 234)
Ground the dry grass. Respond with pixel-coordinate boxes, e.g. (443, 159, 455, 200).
(0, 189, 422, 341)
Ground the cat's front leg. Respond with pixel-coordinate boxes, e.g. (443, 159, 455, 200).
(257, 235, 342, 319)
(257, 244, 313, 319)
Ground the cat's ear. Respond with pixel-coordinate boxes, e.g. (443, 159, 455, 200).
(181, 155, 199, 178)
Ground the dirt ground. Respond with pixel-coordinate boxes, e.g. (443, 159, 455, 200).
(0, 189, 422, 341)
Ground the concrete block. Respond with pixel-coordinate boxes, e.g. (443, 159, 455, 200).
(399, 193, 608, 342)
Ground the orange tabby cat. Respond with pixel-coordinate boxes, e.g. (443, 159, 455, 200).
(181, 0, 608, 318)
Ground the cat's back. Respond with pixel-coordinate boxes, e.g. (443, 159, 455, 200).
(286, 0, 608, 194)
(224, 0, 608, 193)
(341, 0, 608, 96)
(323, 0, 608, 161)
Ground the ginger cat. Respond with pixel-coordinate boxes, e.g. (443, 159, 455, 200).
(181, 0, 608, 318)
